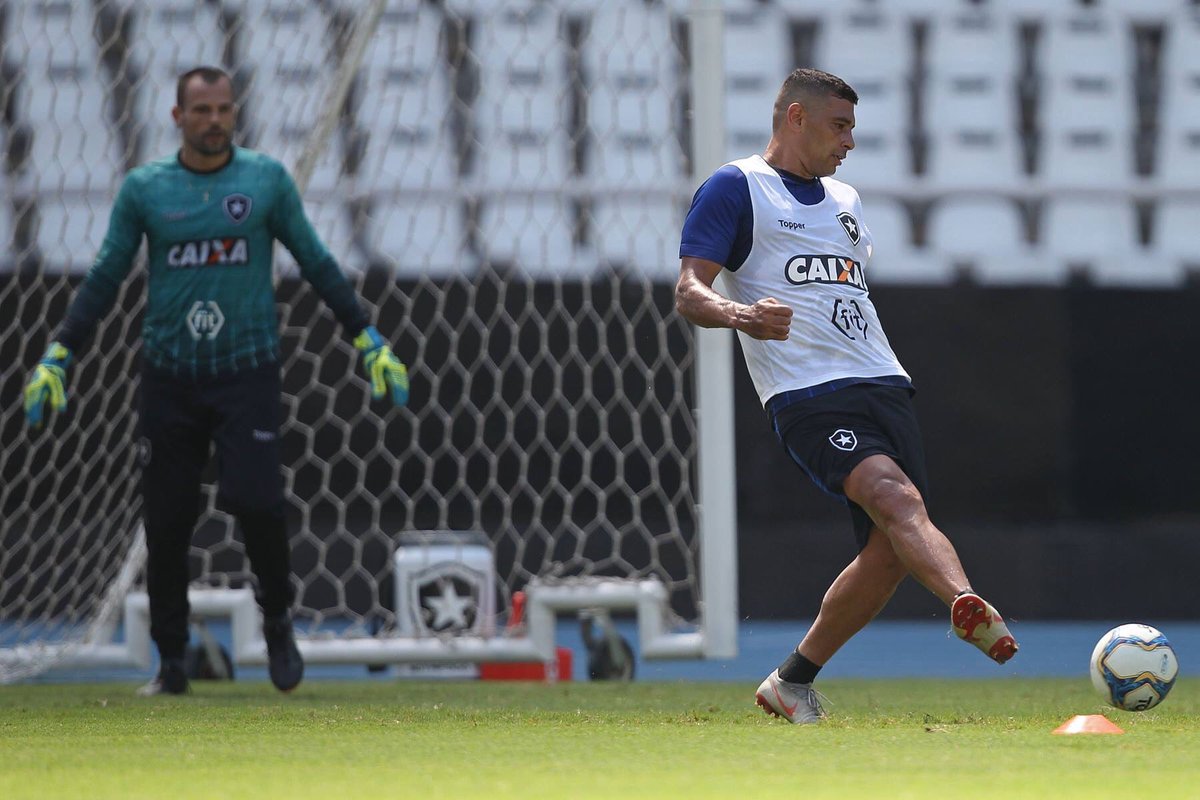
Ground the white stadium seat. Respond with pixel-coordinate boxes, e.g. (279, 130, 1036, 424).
(814, 7, 911, 79)
(1042, 198, 1178, 288)
(20, 61, 122, 194)
(924, 8, 1023, 192)
(996, 0, 1083, 23)
(925, 7, 1020, 79)
(923, 74, 1024, 193)
(1037, 10, 1137, 190)
(862, 197, 951, 285)
(1096, 0, 1185, 24)
(234, 3, 328, 67)
(472, 4, 577, 278)
(355, 4, 458, 194)
(827, 77, 911, 193)
(927, 197, 1049, 285)
(365, 198, 471, 278)
(4, 0, 100, 67)
(478, 198, 581, 279)
(581, 3, 686, 189)
(37, 200, 113, 274)
(473, 3, 572, 191)
(129, 3, 226, 162)
(233, 5, 344, 193)
(590, 197, 684, 281)
(1155, 13, 1200, 189)
(813, 9, 913, 192)
(1150, 198, 1200, 274)
(723, 3, 791, 161)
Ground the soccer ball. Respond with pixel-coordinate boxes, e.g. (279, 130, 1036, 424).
(1089, 624, 1179, 712)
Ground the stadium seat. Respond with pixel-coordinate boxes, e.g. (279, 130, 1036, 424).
(886, 0, 981, 20)
(1042, 197, 1178, 287)
(232, 3, 329, 64)
(1036, 10, 1137, 190)
(20, 61, 122, 194)
(1154, 13, 1200, 189)
(1149, 198, 1200, 275)
(813, 7, 912, 79)
(925, 7, 1020, 78)
(364, 198, 471, 278)
(923, 73, 1024, 193)
(3, 0, 102, 67)
(1099, 0, 1185, 24)
(275, 200, 362, 276)
(581, 3, 686, 190)
(995, 0, 1082, 23)
(927, 197, 1050, 285)
(861, 197, 952, 285)
(812, 9, 913, 191)
(473, 3, 572, 191)
(478, 197, 583, 279)
(923, 2, 1023, 193)
(826, 78, 911, 193)
(471, 4, 577, 278)
(722, 3, 791, 162)
(129, 3, 227, 162)
(233, 5, 345, 194)
(36, 199, 112, 274)
(355, 3, 458, 194)
(589, 197, 684, 281)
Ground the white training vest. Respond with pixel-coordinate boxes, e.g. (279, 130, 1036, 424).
(722, 154, 910, 405)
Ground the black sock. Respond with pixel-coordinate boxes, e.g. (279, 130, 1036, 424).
(777, 649, 822, 685)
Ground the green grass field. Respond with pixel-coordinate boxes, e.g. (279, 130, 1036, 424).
(2, 678, 1197, 799)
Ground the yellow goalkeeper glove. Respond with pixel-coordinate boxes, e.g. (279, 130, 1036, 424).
(24, 342, 72, 429)
(353, 326, 409, 407)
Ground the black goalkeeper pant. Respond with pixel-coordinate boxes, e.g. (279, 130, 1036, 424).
(138, 362, 295, 660)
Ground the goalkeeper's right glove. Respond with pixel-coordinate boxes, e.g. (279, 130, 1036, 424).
(24, 342, 72, 429)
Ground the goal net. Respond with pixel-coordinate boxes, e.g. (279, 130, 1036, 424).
(0, 0, 732, 680)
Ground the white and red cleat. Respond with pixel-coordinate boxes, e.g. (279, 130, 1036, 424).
(952, 592, 1019, 664)
(754, 669, 827, 724)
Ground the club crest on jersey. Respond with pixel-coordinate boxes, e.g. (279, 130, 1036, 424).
(223, 193, 252, 224)
(829, 429, 858, 451)
(167, 237, 249, 268)
(836, 212, 861, 245)
(784, 254, 868, 291)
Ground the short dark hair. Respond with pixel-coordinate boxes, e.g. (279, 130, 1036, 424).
(772, 68, 858, 130)
(176, 66, 232, 108)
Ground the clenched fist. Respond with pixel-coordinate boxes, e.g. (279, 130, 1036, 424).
(736, 297, 793, 341)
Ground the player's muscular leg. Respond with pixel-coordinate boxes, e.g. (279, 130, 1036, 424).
(796, 527, 907, 665)
(843, 454, 969, 604)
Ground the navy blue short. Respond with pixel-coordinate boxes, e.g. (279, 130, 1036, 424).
(138, 361, 284, 516)
(769, 383, 929, 551)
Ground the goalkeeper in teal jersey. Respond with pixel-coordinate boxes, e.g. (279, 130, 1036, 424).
(23, 66, 410, 696)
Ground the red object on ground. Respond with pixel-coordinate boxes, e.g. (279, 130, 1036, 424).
(479, 592, 573, 681)
(479, 647, 573, 682)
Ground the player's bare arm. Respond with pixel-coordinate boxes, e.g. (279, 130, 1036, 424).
(675, 256, 793, 341)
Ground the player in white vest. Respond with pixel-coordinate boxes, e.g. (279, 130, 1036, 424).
(676, 68, 1019, 724)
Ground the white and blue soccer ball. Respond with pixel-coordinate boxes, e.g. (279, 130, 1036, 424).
(1089, 624, 1179, 712)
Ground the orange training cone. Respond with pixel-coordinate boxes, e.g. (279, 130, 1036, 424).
(1052, 714, 1124, 735)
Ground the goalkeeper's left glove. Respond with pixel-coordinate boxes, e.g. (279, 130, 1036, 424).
(353, 326, 409, 407)
(24, 341, 72, 429)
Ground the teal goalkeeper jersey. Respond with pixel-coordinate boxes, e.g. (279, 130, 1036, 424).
(58, 147, 368, 377)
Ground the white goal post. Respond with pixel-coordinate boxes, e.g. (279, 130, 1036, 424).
(0, 0, 738, 681)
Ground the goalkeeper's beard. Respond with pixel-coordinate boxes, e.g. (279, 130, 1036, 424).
(189, 129, 231, 157)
